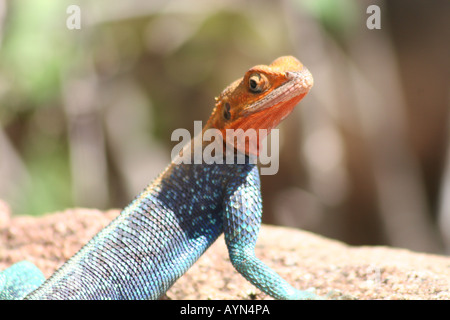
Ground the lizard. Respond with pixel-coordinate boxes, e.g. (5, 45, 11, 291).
(1, 56, 315, 300)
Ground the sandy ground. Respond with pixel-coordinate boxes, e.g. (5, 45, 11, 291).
(1, 201, 449, 300)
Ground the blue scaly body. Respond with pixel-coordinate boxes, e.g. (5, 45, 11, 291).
(2, 160, 315, 300)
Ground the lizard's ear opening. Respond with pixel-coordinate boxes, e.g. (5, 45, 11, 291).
(223, 102, 231, 121)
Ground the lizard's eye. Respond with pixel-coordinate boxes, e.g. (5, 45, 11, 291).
(248, 73, 265, 93)
(223, 102, 231, 120)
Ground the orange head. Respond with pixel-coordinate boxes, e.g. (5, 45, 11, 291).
(204, 56, 313, 156)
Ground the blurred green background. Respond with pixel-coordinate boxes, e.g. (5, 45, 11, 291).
(1, 0, 449, 254)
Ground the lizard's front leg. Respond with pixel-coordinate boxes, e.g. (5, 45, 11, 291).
(223, 166, 320, 300)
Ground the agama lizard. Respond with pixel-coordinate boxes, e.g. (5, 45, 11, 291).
(1, 56, 315, 300)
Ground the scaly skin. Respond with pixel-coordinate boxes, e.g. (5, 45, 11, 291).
(2, 56, 315, 300)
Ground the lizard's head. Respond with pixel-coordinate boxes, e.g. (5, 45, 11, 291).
(205, 56, 313, 156)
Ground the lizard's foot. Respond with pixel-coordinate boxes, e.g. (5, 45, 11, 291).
(0, 261, 45, 300)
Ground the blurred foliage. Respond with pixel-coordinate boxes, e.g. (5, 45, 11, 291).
(1, 2, 72, 108)
(0, 0, 449, 254)
(1, 0, 296, 215)
(0, 1, 77, 214)
(300, 0, 358, 40)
